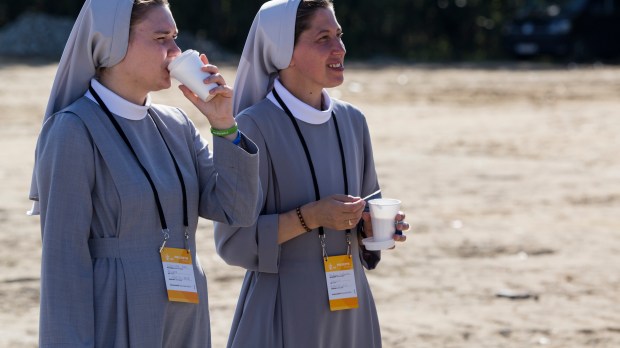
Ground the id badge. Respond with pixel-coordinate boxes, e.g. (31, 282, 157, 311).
(323, 254, 359, 311)
(160, 247, 199, 303)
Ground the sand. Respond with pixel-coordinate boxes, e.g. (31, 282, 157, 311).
(1, 59, 619, 347)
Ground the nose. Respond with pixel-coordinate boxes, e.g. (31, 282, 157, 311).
(169, 39, 182, 58)
(333, 38, 346, 56)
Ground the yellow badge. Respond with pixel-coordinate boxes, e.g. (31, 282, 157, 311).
(160, 247, 199, 303)
(323, 254, 359, 311)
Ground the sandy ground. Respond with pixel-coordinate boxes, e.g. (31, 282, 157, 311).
(1, 59, 619, 348)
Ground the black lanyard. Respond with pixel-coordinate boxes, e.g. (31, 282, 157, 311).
(272, 89, 351, 258)
(88, 84, 189, 252)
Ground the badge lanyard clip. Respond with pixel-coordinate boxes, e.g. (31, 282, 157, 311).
(159, 228, 170, 254)
(320, 234, 328, 262)
(346, 232, 352, 258)
(184, 228, 190, 251)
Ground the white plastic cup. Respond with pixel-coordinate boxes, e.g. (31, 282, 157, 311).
(168, 49, 218, 102)
(368, 198, 401, 242)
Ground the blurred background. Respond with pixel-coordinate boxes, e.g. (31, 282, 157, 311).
(1, 0, 619, 63)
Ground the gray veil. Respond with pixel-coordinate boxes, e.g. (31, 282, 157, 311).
(28, 0, 133, 215)
(232, 0, 300, 116)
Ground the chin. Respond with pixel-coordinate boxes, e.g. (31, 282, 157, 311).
(326, 78, 344, 88)
(155, 80, 172, 91)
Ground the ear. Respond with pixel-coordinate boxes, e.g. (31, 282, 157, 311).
(288, 54, 296, 68)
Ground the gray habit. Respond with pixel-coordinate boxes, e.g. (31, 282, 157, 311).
(215, 98, 383, 348)
(34, 97, 260, 347)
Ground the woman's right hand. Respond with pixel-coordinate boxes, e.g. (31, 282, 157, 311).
(178, 53, 236, 132)
(302, 194, 366, 231)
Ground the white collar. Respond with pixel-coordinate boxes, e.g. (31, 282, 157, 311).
(85, 78, 151, 120)
(266, 78, 333, 125)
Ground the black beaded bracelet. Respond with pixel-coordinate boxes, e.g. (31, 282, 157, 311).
(296, 207, 312, 233)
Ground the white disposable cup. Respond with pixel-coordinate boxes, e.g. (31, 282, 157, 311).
(168, 49, 218, 102)
(368, 198, 401, 242)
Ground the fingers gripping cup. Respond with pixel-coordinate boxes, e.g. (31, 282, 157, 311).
(362, 198, 401, 250)
(168, 49, 218, 102)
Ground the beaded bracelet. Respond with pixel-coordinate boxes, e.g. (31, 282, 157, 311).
(210, 123, 238, 137)
(296, 207, 312, 233)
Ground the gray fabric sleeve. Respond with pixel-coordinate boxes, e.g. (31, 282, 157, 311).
(190, 117, 262, 227)
(214, 115, 281, 273)
(358, 116, 382, 270)
(36, 113, 96, 346)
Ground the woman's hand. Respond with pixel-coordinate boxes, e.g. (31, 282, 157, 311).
(361, 211, 409, 246)
(302, 194, 366, 231)
(179, 53, 236, 131)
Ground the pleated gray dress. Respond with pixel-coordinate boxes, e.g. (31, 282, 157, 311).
(214, 98, 383, 348)
(34, 96, 261, 347)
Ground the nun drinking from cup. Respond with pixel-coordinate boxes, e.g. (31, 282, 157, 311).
(28, 0, 261, 346)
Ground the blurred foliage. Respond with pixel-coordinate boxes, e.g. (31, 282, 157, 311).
(0, 0, 530, 61)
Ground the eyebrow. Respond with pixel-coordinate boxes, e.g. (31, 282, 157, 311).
(314, 27, 342, 35)
(153, 29, 178, 35)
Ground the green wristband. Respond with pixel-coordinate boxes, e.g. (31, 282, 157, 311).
(210, 123, 238, 137)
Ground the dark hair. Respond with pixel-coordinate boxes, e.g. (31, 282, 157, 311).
(97, 0, 170, 76)
(294, 0, 334, 45)
(130, 0, 170, 29)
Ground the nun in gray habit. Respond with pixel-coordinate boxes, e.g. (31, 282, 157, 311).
(28, 0, 261, 346)
(215, 0, 409, 347)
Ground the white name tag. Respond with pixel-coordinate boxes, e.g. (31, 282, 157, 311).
(160, 247, 199, 303)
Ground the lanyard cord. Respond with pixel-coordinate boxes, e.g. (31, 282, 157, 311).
(152, 117, 189, 230)
(272, 89, 351, 243)
(88, 84, 189, 251)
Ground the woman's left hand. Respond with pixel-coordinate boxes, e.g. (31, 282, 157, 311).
(393, 212, 409, 243)
(361, 211, 409, 246)
(178, 53, 236, 130)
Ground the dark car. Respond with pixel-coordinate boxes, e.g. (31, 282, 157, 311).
(503, 0, 620, 60)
